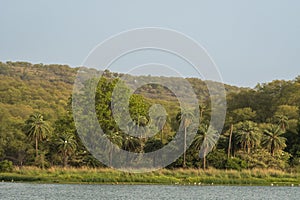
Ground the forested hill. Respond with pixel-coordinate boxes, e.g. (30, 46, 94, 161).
(0, 61, 77, 125)
(1, 61, 300, 170)
(0, 61, 240, 124)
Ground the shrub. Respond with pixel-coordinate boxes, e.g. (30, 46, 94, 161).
(0, 160, 13, 172)
(225, 157, 247, 170)
(207, 149, 227, 169)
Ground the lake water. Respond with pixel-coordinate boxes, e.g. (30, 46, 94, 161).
(0, 183, 300, 200)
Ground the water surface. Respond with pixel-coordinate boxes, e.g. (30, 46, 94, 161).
(1, 183, 299, 200)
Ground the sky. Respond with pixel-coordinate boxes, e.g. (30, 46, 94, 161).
(0, 0, 299, 87)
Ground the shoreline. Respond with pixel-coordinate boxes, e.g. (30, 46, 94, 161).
(1, 167, 300, 186)
(1, 182, 299, 187)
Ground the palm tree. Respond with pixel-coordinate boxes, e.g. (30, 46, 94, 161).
(199, 103, 209, 123)
(122, 135, 140, 152)
(227, 123, 234, 158)
(275, 115, 289, 132)
(56, 132, 77, 167)
(262, 125, 287, 156)
(137, 115, 148, 139)
(149, 105, 167, 143)
(155, 115, 166, 143)
(105, 130, 123, 165)
(193, 124, 217, 169)
(24, 113, 50, 161)
(235, 121, 261, 154)
(125, 120, 147, 153)
(176, 109, 194, 168)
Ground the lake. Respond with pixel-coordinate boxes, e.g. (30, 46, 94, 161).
(0, 183, 300, 200)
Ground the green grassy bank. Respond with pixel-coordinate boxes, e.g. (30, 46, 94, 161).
(1, 167, 300, 186)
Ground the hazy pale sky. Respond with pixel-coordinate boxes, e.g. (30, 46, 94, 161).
(0, 0, 299, 87)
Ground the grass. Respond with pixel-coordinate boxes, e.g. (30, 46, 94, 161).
(1, 167, 300, 186)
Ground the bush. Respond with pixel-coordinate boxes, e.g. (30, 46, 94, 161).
(0, 160, 13, 172)
(237, 150, 290, 170)
(207, 150, 227, 169)
(225, 157, 247, 170)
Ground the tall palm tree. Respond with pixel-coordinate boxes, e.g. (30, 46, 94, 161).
(176, 109, 194, 168)
(150, 105, 166, 143)
(56, 132, 77, 167)
(262, 125, 287, 156)
(155, 115, 166, 143)
(104, 130, 123, 165)
(193, 124, 217, 169)
(24, 113, 50, 161)
(227, 123, 234, 158)
(137, 115, 148, 139)
(275, 115, 289, 132)
(235, 121, 261, 154)
(199, 103, 208, 123)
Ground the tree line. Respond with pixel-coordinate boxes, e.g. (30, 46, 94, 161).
(0, 62, 300, 171)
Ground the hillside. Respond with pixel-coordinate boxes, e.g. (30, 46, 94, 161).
(0, 61, 300, 171)
(0, 62, 77, 124)
(0, 61, 241, 124)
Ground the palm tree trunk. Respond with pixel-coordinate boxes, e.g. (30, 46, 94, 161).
(63, 152, 68, 167)
(200, 110, 203, 123)
(35, 136, 38, 160)
(227, 124, 233, 159)
(203, 148, 207, 170)
(247, 146, 250, 154)
(271, 141, 275, 156)
(109, 148, 113, 166)
(183, 127, 187, 168)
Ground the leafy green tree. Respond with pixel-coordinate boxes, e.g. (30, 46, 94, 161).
(94, 77, 119, 132)
(231, 107, 256, 122)
(262, 125, 287, 156)
(275, 105, 299, 120)
(129, 94, 150, 126)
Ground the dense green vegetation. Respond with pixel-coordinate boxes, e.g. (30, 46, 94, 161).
(1, 61, 300, 177)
